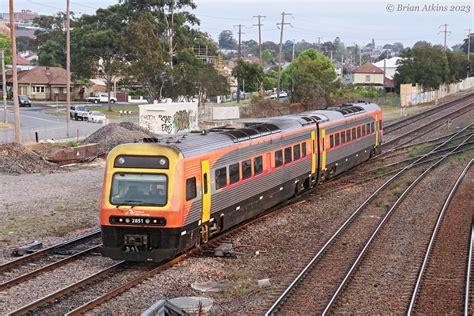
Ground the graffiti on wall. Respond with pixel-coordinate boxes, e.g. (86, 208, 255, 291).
(140, 108, 197, 135)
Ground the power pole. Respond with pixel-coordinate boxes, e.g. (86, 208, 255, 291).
(276, 12, 291, 102)
(438, 24, 450, 52)
(253, 15, 265, 66)
(291, 40, 296, 96)
(466, 29, 472, 78)
(9, 0, 20, 143)
(317, 37, 321, 51)
(233, 24, 244, 103)
(330, 50, 333, 63)
(2, 49, 7, 124)
(66, 0, 71, 137)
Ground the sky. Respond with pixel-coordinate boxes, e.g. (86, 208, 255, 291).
(0, 0, 472, 48)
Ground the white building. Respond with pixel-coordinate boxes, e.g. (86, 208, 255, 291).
(373, 57, 402, 79)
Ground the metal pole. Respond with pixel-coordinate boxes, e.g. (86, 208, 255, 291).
(66, 0, 71, 137)
(9, 0, 21, 143)
(467, 30, 471, 78)
(2, 49, 7, 124)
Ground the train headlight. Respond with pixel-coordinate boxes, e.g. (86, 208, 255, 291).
(145, 218, 151, 224)
(159, 158, 167, 166)
(153, 219, 157, 224)
(117, 157, 125, 165)
(118, 218, 123, 223)
(125, 218, 130, 223)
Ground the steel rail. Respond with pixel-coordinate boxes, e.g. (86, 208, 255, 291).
(6, 261, 127, 316)
(264, 123, 473, 316)
(407, 159, 473, 314)
(321, 135, 473, 315)
(0, 244, 101, 291)
(465, 221, 474, 316)
(0, 229, 101, 273)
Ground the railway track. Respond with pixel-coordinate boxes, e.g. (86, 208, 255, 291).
(407, 159, 473, 315)
(264, 128, 472, 315)
(383, 93, 473, 134)
(382, 100, 473, 151)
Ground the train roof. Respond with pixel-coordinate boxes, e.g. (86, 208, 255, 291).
(142, 102, 381, 157)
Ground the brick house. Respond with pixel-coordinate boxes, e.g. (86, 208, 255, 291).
(6, 66, 81, 101)
(351, 63, 384, 89)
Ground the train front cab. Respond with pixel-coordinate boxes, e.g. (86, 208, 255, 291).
(100, 143, 192, 262)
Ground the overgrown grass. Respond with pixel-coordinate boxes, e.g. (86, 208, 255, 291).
(0, 122, 12, 129)
(407, 143, 432, 158)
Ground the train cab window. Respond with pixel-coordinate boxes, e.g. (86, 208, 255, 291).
(242, 159, 252, 180)
(335, 133, 340, 147)
(357, 126, 362, 138)
(186, 177, 197, 201)
(346, 130, 351, 142)
(215, 167, 227, 190)
(352, 128, 357, 140)
(254, 156, 263, 175)
(229, 163, 240, 185)
(302, 142, 307, 157)
(366, 123, 371, 134)
(330, 135, 334, 148)
(275, 150, 283, 167)
(284, 147, 292, 164)
(341, 132, 346, 144)
(371, 122, 375, 133)
(293, 144, 301, 160)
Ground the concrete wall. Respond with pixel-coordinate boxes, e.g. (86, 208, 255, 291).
(212, 106, 240, 120)
(400, 77, 474, 107)
(139, 102, 198, 135)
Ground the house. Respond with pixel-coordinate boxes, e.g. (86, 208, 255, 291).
(352, 63, 384, 89)
(373, 57, 402, 79)
(5, 66, 81, 101)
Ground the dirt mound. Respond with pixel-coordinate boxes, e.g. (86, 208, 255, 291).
(82, 123, 154, 152)
(0, 143, 58, 175)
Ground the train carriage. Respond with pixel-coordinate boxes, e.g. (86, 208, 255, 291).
(100, 102, 383, 262)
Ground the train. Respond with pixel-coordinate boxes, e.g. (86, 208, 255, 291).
(100, 102, 383, 262)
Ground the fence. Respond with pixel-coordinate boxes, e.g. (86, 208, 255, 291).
(400, 77, 474, 107)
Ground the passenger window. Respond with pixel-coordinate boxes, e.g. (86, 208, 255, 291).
(242, 159, 251, 180)
(346, 130, 351, 142)
(186, 177, 197, 201)
(302, 142, 307, 157)
(330, 135, 334, 148)
(203, 174, 208, 194)
(352, 128, 356, 140)
(229, 163, 240, 184)
(275, 150, 283, 167)
(215, 167, 227, 190)
(379, 121, 382, 130)
(335, 133, 340, 146)
(254, 156, 263, 175)
(371, 122, 375, 133)
(341, 131, 346, 144)
(284, 147, 292, 164)
(357, 126, 361, 138)
(366, 123, 370, 134)
(293, 144, 301, 160)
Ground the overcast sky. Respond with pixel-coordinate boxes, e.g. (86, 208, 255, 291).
(0, 0, 472, 48)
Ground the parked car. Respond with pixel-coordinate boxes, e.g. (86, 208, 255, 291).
(87, 94, 117, 104)
(87, 111, 106, 123)
(69, 105, 89, 121)
(18, 95, 31, 107)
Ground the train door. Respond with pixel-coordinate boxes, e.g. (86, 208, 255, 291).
(311, 131, 317, 175)
(375, 114, 379, 147)
(200, 160, 211, 224)
(320, 128, 327, 172)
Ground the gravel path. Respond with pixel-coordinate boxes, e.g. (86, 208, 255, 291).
(331, 157, 473, 313)
(413, 166, 473, 314)
(0, 160, 104, 263)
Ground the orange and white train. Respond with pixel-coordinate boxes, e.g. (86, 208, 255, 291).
(100, 102, 383, 262)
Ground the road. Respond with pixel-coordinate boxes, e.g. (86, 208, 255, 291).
(0, 104, 104, 144)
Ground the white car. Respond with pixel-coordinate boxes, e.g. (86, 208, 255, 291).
(87, 94, 117, 104)
(87, 111, 106, 123)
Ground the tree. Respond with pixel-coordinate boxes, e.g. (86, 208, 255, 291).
(446, 51, 468, 82)
(413, 41, 430, 49)
(461, 33, 474, 54)
(16, 36, 37, 53)
(283, 48, 336, 106)
(231, 60, 264, 93)
(0, 34, 12, 65)
(218, 30, 237, 50)
(394, 44, 449, 90)
(262, 49, 274, 65)
(33, 13, 69, 68)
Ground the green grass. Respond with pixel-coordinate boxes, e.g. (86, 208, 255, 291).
(43, 104, 140, 120)
(407, 143, 432, 158)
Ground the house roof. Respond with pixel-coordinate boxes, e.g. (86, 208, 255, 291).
(373, 57, 402, 69)
(353, 63, 384, 74)
(13, 66, 69, 85)
(16, 54, 31, 65)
